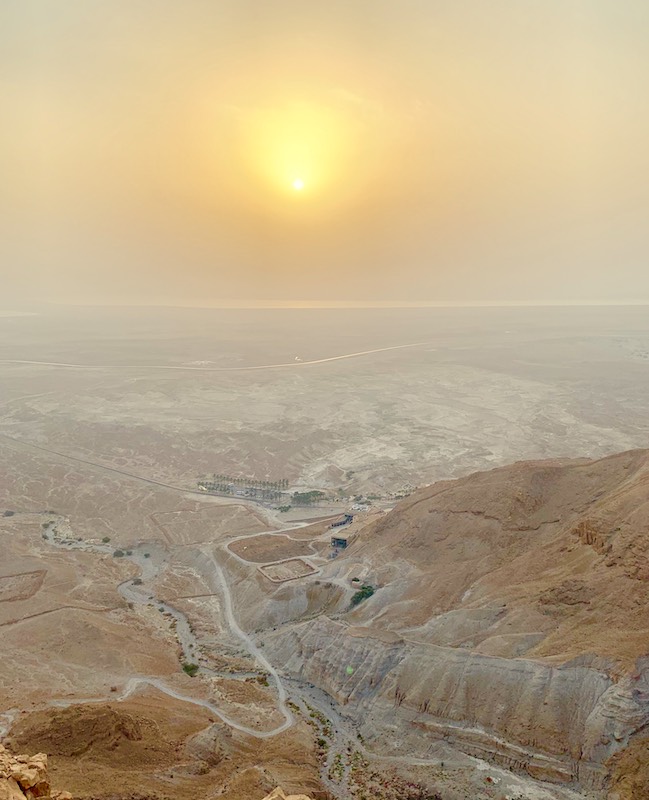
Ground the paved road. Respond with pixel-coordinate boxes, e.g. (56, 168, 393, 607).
(0, 341, 429, 372)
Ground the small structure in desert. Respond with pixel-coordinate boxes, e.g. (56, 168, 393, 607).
(331, 533, 356, 550)
(330, 513, 353, 529)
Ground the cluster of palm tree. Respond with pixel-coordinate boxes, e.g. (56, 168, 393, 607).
(208, 474, 289, 492)
(197, 474, 289, 501)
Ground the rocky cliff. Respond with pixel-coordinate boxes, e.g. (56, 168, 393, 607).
(0, 744, 70, 800)
(264, 450, 649, 794)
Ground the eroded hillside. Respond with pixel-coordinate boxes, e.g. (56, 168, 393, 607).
(263, 450, 649, 794)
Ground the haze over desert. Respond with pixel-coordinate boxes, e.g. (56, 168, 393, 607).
(3, 1, 649, 799)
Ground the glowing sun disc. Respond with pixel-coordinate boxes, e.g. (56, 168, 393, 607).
(292, 178, 305, 191)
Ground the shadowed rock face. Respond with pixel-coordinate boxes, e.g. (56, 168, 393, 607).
(264, 450, 649, 791)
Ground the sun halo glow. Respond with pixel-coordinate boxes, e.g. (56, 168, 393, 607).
(240, 101, 359, 201)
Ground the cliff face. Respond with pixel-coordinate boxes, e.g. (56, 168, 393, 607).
(0, 744, 70, 800)
(267, 617, 649, 788)
(264, 450, 649, 791)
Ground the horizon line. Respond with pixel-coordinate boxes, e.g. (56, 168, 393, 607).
(16, 299, 649, 311)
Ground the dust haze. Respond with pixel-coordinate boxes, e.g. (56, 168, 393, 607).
(2, 305, 648, 494)
(3, 1, 649, 797)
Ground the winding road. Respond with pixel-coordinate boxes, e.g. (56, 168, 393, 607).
(37, 519, 296, 739)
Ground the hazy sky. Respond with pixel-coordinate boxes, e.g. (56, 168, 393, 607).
(2, 1, 649, 306)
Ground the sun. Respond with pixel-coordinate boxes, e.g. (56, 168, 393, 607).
(292, 178, 305, 191)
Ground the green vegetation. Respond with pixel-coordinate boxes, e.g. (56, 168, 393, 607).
(144, 553, 150, 558)
(182, 662, 199, 677)
(350, 584, 375, 607)
(102, 536, 110, 543)
(126, 549, 133, 555)
(292, 490, 326, 506)
(277, 504, 292, 512)
(113, 549, 125, 558)
(328, 752, 345, 782)
(132, 577, 143, 586)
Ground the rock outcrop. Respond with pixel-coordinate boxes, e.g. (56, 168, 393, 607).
(0, 744, 70, 800)
(262, 789, 314, 800)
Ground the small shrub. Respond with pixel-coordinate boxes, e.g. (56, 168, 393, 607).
(182, 662, 199, 677)
(113, 549, 125, 558)
(132, 577, 143, 586)
(350, 585, 375, 607)
(102, 536, 110, 543)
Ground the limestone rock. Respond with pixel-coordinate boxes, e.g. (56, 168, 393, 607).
(262, 788, 314, 800)
(0, 745, 69, 800)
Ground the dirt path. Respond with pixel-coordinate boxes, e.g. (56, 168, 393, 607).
(37, 517, 296, 740)
(203, 549, 293, 731)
